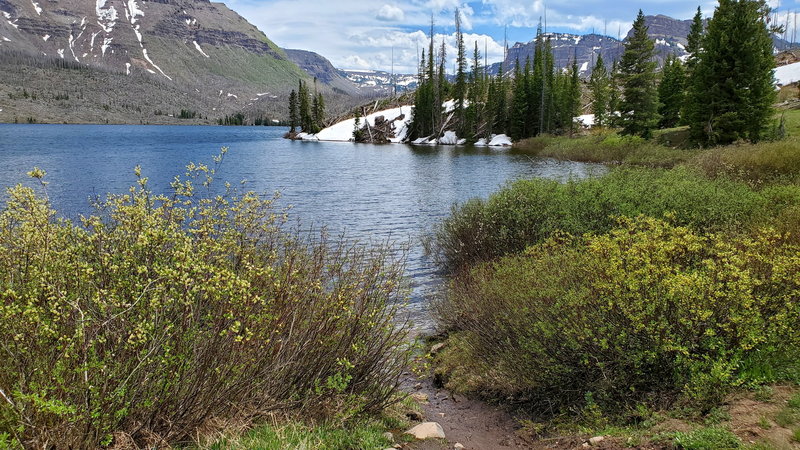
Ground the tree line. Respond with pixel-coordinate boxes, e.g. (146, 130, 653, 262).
(287, 79, 325, 134)
(586, 0, 777, 145)
(408, 12, 582, 143)
(408, 0, 777, 147)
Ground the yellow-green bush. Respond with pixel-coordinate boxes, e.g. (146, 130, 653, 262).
(0, 161, 409, 448)
(433, 168, 778, 271)
(436, 217, 800, 414)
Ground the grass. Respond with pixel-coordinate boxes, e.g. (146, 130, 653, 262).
(513, 109, 800, 183)
(202, 419, 394, 450)
(672, 427, 742, 449)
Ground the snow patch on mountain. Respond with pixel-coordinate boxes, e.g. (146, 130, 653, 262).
(95, 0, 117, 33)
(142, 48, 172, 80)
(193, 40, 209, 58)
(30, 0, 41, 15)
(127, 0, 143, 24)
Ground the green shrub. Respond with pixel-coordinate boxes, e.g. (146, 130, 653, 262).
(433, 167, 774, 271)
(0, 160, 409, 448)
(436, 217, 800, 413)
(672, 427, 741, 449)
(690, 136, 800, 182)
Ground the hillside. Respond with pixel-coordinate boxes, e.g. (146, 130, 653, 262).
(0, 0, 358, 124)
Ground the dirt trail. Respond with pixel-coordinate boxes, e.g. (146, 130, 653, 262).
(399, 375, 596, 450)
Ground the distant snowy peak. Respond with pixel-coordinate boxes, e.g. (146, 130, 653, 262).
(342, 70, 419, 94)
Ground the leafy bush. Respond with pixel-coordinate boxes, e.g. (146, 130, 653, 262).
(435, 217, 800, 413)
(433, 168, 775, 271)
(0, 160, 409, 448)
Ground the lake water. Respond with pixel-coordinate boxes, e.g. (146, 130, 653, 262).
(0, 124, 604, 331)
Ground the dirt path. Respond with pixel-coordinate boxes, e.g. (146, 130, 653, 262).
(398, 374, 598, 450)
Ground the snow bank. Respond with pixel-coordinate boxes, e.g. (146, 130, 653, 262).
(314, 105, 413, 143)
(438, 131, 458, 145)
(575, 114, 596, 127)
(305, 102, 511, 147)
(488, 134, 513, 147)
(775, 62, 800, 87)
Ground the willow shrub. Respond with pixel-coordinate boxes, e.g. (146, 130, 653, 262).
(436, 216, 800, 414)
(433, 167, 775, 272)
(0, 159, 409, 448)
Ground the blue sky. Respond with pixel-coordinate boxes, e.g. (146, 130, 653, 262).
(227, 0, 799, 73)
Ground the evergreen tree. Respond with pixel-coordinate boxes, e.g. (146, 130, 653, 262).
(566, 55, 582, 134)
(619, 10, 660, 138)
(589, 54, 610, 127)
(298, 80, 312, 133)
(608, 60, 622, 127)
(685, 6, 705, 75)
(509, 59, 527, 140)
(453, 9, 468, 132)
(686, 0, 776, 145)
(657, 55, 685, 128)
(312, 91, 325, 133)
(288, 89, 298, 133)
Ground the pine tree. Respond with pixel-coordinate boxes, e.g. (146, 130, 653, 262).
(509, 59, 527, 140)
(657, 55, 685, 128)
(608, 60, 622, 127)
(619, 10, 660, 138)
(298, 80, 312, 133)
(566, 55, 582, 134)
(589, 54, 610, 127)
(453, 9, 468, 133)
(685, 7, 704, 73)
(288, 89, 298, 133)
(686, 0, 776, 145)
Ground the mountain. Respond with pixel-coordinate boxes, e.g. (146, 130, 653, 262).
(496, 14, 798, 78)
(0, 0, 356, 124)
(342, 70, 420, 95)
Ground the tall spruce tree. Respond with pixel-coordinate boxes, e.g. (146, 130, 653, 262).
(686, 0, 776, 145)
(608, 60, 622, 127)
(619, 10, 660, 138)
(658, 55, 685, 128)
(685, 7, 705, 75)
(288, 89, 298, 133)
(589, 54, 610, 127)
(566, 55, 582, 134)
(298, 80, 312, 133)
(453, 9, 468, 134)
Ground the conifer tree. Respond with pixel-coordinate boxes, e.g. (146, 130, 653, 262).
(589, 54, 610, 127)
(288, 89, 298, 133)
(298, 80, 312, 133)
(685, 7, 705, 75)
(657, 55, 685, 128)
(566, 56, 582, 134)
(686, 0, 776, 145)
(509, 59, 527, 140)
(619, 10, 660, 138)
(608, 60, 622, 127)
(453, 9, 468, 132)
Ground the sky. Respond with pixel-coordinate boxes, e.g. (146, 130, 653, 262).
(228, 0, 800, 74)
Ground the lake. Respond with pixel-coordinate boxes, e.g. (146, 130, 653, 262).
(0, 124, 604, 331)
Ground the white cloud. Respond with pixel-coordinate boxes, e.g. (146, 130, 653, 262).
(377, 4, 405, 21)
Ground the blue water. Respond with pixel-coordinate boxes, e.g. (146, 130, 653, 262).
(0, 124, 604, 330)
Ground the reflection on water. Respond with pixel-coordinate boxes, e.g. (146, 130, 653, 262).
(0, 124, 606, 332)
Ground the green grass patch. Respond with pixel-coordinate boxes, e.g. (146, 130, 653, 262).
(672, 427, 742, 449)
(203, 420, 393, 450)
